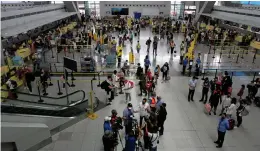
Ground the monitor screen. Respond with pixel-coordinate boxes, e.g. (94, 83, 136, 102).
(111, 8, 129, 15)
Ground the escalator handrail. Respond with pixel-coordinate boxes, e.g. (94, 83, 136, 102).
(1, 89, 86, 104)
(1, 97, 82, 110)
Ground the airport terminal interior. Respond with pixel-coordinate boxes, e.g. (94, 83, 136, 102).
(1, 1, 260, 151)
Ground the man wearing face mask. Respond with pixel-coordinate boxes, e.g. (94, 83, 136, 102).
(139, 98, 150, 127)
(123, 103, 136, 135)
(214, 113, 229, 148)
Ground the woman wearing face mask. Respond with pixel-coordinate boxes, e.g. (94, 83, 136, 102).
(220, 93, 231, 116)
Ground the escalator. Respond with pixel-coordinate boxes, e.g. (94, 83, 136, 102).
(1, 89, 93, 117)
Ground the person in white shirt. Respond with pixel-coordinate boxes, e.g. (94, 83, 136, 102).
(188, 76, 197, 102)
(144, 125, 159, 151)
(123, 79, 134, 102)
(220, 93, 231, 115)
(226, 98, 237, 118)
(139, 98, 150, 127)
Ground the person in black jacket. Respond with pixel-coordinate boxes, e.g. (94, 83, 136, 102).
(157, 103, 167, 135)
(138, 73, 146, 96)
(25, 71, 35, 94)
(136, 63, 142, 79)
(209, 87, 222, 115)
(161, 62, 169, 81)
(200, 77, 210, 104)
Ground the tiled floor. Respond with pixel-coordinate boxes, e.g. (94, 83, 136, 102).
(38, 76, 260, 151)
(36, 27, 260, 151)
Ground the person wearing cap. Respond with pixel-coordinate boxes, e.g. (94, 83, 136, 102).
(104, 116, 112, 132)
(188, 76, 197, 102)
(123, 103, 135, 134)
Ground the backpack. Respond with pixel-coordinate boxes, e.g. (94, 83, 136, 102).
(101, 80, 108, 90)
(10, 80, 18, 88)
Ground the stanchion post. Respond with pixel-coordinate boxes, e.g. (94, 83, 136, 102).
(72, 51, 75, 59)
(71, 71, 75, 80)
(92, 72, 96, 80)
(252, 50, 257, 63)
(201, 71, 205, 80)
(231, 72, 233, 81)
(37, 82, 44, 102)
(97, 71, 101, 87)
(49, 63, 52, 72)
(43, 83, 48, 96)
(56, 51, 59, 63)
(71, 79, 75, 87)
(253, 72, 257, 81)
(48, 76, 53, 86)
(214, 69, 218, 78)
(241, 49, 244, 59)
(236, 54, 239, 63)
(57, 80, 63, 95)
(228, 47, 231, 58)
(232, 46, 235, 54)
(54, 63, 58, 72)
(51, 48, 54, 58)
(218, 51, 222, 63)
(208, 45, 211, 54)
(212, 47, 215, 58)
(91, 79, 94, 91)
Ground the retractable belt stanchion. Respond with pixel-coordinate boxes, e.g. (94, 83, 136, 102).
(228, 47, 231, 58)
(56, 51, 59, 63)
(49, 63, 52, 72)
(253, 72, 257, 81)
(48, 76, 53, 86)
(218, 50, 222, 63)
(51, 47, 55, 58)
(236, 54, 239, 63)
(212, 47, 216, 58)
(37, 82, 44, 102)
(214, 69, 218, 78)
(253, 50, 257, 64)
(208, 45, 211, 54)
(54, 64, 58, 72)
(57, 80, 63, 95)
(241, 49, 244, 59)
(97, 71, 101, 87)
(71, 72, 75, 87)
(92, 72, 96, 80)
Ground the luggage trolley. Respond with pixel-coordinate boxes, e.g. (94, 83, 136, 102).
(80, 56, 96, 72)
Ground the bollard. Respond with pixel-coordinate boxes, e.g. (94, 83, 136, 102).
(57, 80, 63, 95)
(214, 69, 218, 78)
(236, 54, 239, 63)
(253, 72, 257, 81)
(37, 84, 44, 102)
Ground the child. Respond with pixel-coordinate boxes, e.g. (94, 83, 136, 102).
(237, 85, 245, 99)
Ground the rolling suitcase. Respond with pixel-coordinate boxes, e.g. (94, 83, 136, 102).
(106, 54, 116, 67)
(204, 103, 211, 114)
(228, 118, 235, 130)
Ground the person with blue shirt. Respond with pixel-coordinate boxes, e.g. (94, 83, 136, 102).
(182, 56, 188, 75)
(214, 113, 229, 148)
(103, 116, 112, 132)
(123, 103, 137, 134)
(155, 96, 163, 111)
(125, 129, 142, 151)
(144, 55, 151, 74)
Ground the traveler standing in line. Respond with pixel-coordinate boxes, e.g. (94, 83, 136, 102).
(123, 78, 134, 102)
(144, 55, 151, 74)
(136, 41, 141, 53)
(146, 37, 152, 52)
(235, 100, 247, 128)
(25, 70, 35, 94)
(157, 102, 167, 136)
(188, 76, 197, 102)
(219, 93, 231, 115)
(214, 113, 229, 148)
(209, 87, 222, 115)
(139, 98, 150, 127)
(123, 103, 135, 134)
(226, 98, 237, 118)
(117, 49, 122, 68)
(182, 56, 188, 75)
(169, 39, 175, 54)
(200, 77, 210, 104)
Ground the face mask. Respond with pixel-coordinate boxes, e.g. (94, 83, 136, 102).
(128, 107, 132, 110)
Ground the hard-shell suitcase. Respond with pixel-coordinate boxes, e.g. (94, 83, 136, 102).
(106, 54, 116, 67)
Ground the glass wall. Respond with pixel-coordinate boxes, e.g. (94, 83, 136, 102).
(171, 1, 184, 19)
(87, 1, 100, 17)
